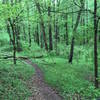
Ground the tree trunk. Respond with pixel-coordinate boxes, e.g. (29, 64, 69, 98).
(69, 0, 84, 63)
(40, 26, 43, 48)
(48, 4, 53, 51)
(65, 14, 68, 45)
(36, 24, 39, 45)
(9, 19, 16, 64)
(28, 24, 31, 47)
(27, 5, 31, 47)
(35, 0, 48, 50)
(94, 0, 98, 88)
(86, 0, 89, 44)
(15, 25, 22, 51)
(6, 19, 13, 45)
(69, 37, 74, 63)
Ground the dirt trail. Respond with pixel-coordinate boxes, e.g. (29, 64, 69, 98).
(24, 59, 63, 100)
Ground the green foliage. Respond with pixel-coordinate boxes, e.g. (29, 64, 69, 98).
(30, 45, 100, 99)
(0, 0, 100, 99)
(0, 60, 34, 100)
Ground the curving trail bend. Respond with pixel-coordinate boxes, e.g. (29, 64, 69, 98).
(24, 59, 63, 100)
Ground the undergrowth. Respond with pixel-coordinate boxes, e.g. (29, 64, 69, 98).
(30, 44, 100, 100)
(0, 59, 34, 100)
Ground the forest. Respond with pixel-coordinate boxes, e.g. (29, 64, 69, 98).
(0, 0, 100, 100)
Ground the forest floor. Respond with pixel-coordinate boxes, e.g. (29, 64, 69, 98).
(24, 59, 63, 100)
(1, 44, 100, 100)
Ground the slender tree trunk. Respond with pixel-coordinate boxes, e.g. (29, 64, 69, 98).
(15, 24, 22, 51)
(48, 4, 53, 50)
(82, 1, 86, 45)
(72, 2, 74, 29)
(99, 35, 100, 42)
(40, 25, 43, 48)
(9, 19, 16, 64)
(6, 19, 13, 45)
(9, 0, 16, 64)
(36, 24, 39, 45)
(27, 5, 31, 47)
(55, 0, 60, 54)
(4, 1, 13, 45)
(28, 24, 31, 47)
(55, 21, 58, 54)
(53, 0, 57, 52)
(35, 0, 48, 50)
(69, 37, 75, 63)
(86, 0, 89, 43)
(69, 0, 84, 63)
(94, 0, 98, 88)
(65, 14, 68, 45)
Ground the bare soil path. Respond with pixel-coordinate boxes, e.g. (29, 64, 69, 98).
(24, 59, 63, 100)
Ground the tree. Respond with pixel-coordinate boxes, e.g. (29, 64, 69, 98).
(48, 2, 53, 51)
(69, 0, 85, 63)
(94, 0, 98, 88)
(9, 18, 16, 64)
(27, 4, 31, 47)
(34, 0, 48, 51)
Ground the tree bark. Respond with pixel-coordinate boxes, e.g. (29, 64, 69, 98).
(69, 0, 84, 63)
(6, 19, 13, 45)
(9, 19, 16, 64)
(94, 0, 98, 88)
(27, 5, 31, 47)
(15, 24, 22, 51)
(65, 14, 68, 45)
(48, 3, 53, 51)
(36, 24, 39, 45)
(34, 0, 48, 50)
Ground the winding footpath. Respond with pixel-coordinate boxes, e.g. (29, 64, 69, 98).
(24, 59, 63, 100)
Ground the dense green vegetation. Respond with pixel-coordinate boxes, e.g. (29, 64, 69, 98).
(0, 59, 34, 100)
(0, 0, 100, 100)
(31, 45, 100, 99)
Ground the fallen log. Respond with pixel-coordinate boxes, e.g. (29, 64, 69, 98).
(0, 55, 43, 60)
(19, 55, 43, 59)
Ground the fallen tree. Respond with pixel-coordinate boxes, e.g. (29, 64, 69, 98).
(0, 55, 43, 60)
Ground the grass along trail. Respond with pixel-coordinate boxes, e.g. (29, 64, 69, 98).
(24, 59, 63, 100)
